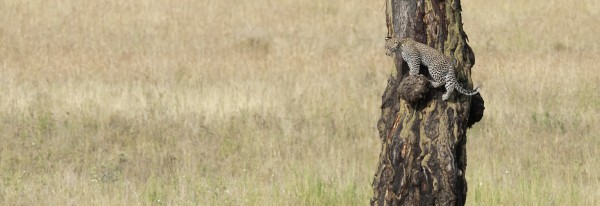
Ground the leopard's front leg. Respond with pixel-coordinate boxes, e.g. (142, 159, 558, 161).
(401, 52, 421, 76)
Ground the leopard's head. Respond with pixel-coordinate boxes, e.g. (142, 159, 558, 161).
(384, 37, 401, 56)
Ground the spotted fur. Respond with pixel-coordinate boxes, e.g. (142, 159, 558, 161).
(385, 37, 479, 101)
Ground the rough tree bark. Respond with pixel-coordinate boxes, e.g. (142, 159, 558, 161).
(371, 0, 485, 205)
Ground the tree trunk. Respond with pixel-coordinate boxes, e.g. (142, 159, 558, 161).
(371, 0, 484, 205)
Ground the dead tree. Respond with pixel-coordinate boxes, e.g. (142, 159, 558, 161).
(371, 0, 485, 205)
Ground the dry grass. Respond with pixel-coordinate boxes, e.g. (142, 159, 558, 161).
(0, 0, 598, 205)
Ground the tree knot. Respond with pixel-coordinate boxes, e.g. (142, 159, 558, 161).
(398, 74, 429, 103)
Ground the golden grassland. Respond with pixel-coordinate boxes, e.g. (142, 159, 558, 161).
(0, 0, 598, 205)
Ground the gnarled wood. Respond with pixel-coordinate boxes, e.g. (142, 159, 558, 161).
(371, 0, 484, 205)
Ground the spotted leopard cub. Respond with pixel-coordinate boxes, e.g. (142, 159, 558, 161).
(385, 37, 479, 101)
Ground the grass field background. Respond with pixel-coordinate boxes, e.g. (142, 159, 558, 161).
(0, 0, 599, 205)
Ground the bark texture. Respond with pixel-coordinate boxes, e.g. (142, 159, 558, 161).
(371, 0, 484, 205)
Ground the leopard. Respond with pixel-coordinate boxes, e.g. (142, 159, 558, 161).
(385, 37, 479, 101)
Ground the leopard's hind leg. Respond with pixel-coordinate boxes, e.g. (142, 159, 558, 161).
(430, 80, 445, 88)
(442, 67, 456, 101)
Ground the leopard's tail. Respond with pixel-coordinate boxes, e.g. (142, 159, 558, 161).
(455, 84, 479, 96)
(448, 65, 479, 96)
